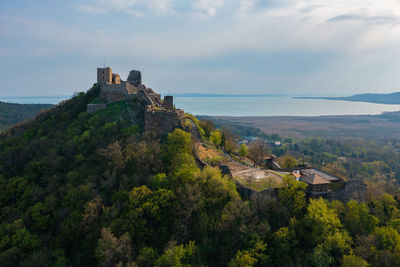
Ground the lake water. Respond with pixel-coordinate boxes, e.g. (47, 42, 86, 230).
(1, 95, 400, 116)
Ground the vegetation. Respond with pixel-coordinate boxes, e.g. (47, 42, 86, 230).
(239, 143, 248, 157)
(0, 101, 53, 131)
(2, 88, 400, 266)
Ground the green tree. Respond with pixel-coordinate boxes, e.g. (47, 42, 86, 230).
(278, 155, 298, 169)
(210, 130, 222, 147)
(343, 200, 378, 236)
(155, 241, 196, 267)
(228, 240, 268, 267)
(278, 175, 307, 215)
(342, 255, 369, 267)
(239, 144, 248, 157)
(166, 129, 199, 182)
(303, 198, 342, 245)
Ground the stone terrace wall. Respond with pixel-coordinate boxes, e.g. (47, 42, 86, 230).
(99, 83, 128, 102)
(235, 182, 278, 200)
(144, 109, 185, 137)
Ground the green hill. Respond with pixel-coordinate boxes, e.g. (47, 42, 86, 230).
(0, 101, 53, 131)
(1, 86, 400, 267)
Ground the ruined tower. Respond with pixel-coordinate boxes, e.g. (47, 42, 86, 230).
(163, 96, 174, 110)
(127, 70, 142, 87)
(97, 67, 112, 84)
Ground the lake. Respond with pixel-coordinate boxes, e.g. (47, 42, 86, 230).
(1, 95, 400, 116)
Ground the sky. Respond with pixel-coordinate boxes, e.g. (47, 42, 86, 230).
(1, 0, 400, 97)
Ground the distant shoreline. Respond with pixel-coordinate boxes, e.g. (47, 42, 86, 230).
(295, 92, 400, 105)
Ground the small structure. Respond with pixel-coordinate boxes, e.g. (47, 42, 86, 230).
(300, 173, 331, 192)
(301, 169, 343, 183)
(299, 169, 344, 196)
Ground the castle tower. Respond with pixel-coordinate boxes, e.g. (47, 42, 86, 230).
(127, 70, 142, 87)
(163, 95, 174, 110)
(97, 67, 112, 84)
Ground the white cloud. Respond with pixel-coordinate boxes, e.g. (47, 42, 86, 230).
(75, 5, 106, 14)
(192, 0, 224, 17)
(75, 0, 174, 16)
(75, 0, 225, 17)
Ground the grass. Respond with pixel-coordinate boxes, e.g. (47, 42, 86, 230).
(236, 176, 282, 191)
(234, 170, 284, 191)
(90, 99, 137, 122)
(89, 97, 108, 104)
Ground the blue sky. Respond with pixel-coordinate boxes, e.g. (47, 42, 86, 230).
(1, 0, 400, 96)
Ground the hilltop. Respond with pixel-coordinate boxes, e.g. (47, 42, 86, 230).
(0, 68, 399, 267)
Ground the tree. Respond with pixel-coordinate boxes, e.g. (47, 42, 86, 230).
(278, 155, 298, 169)
(342, 255, 369, 267)
(228, 240, 268, 267)
(210, 130, 222, 147)
(155, 241, 196, 267)
(248, 138, 270, 166)
(343, 200, 378, 237)
(316, 232, 353, 265)
(95, 228, 133, 267)
(199, 119, 214, 139)
(278, 175, 307, 216)
(221, 127, 237, 153)
(166, 129, 199, 182)
(239, 144, 248, 157)
(303, 198, 343, 246)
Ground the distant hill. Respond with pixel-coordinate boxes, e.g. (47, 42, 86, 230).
(296, 92, 400, 105)
(0, 101, 53, 131)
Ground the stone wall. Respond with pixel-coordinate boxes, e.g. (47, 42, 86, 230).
(235, 181, 278, 201)
(99, 83, 129, 102)
(144, 109, 185, 137)
(329, 180, 367, 202)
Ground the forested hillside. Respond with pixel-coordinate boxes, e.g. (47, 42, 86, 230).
(2, 87, 400, 266)
(0, 101, 53, 131)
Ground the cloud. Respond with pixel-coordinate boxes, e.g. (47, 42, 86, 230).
(328, 14, 398, 25)
(75, 5, 106, 14)
(75, 0, 225, 17)
(192, 0, 224, 17)
(75, 0, 174, 16)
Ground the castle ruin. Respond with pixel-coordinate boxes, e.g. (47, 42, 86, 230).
(88, 67, 185, 136)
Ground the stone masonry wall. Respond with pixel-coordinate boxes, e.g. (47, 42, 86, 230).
(144, 109, 185, 136)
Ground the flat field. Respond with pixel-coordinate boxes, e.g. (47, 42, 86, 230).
(210, 112, 400, 139)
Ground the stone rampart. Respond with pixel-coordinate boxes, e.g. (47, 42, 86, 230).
(144, 109, 185, 137)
